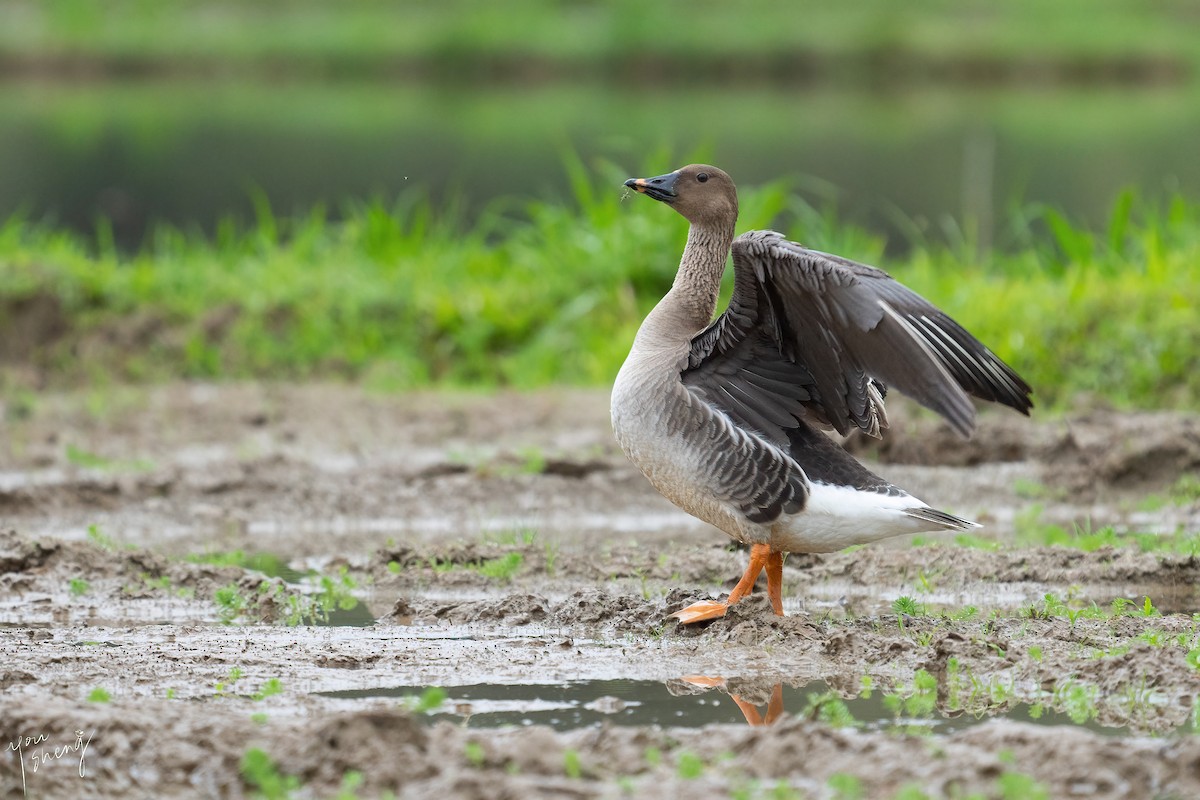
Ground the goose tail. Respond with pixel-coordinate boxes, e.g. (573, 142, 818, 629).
(904, 506, 979, 531)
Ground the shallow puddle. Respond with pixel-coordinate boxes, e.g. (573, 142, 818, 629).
(247, 510, 705, 539)
(318, 601, 376, 626)
(315, 677, 1147, 735)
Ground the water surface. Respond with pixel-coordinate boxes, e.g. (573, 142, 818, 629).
(4, 82, 1198, 247)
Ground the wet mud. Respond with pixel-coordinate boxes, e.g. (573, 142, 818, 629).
(1, 384, 1198, 798)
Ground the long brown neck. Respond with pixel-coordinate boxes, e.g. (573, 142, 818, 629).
(666, 220, 735, 331)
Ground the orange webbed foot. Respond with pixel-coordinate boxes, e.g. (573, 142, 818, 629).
(669, 600, 730, 624)
(670, 544, 790, 624)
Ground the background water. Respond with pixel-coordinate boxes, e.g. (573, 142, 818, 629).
(4, 1, 1200, 250)
(5, 82, 1199, 250)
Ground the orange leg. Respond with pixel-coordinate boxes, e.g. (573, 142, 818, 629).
(680, 676, 787, 727)
(729, 694, 765, 725)
(671, 543, 782, 624)
(764, 682, 784, 724)
(729, 683, 786, 726)
(765, 550, 784, 616)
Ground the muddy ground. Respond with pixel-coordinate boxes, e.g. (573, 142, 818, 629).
(1, 384, 1199, 799)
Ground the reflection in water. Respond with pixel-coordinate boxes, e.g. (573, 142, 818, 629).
(315, 600, 377, 627)
(678, 676, 784, 726)
(315, 677, 1148, 735)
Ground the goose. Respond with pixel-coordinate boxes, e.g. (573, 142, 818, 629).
(613, 164, 1032, 624)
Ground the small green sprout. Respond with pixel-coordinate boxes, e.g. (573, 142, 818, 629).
(892, 595, 924, 630)
(240, 748, 300, 799)
(86, 524, 118, 551)
(827, 773, 864, 800)
(476, 552, 523, 582)
(464, 741, 486, 768)
(253, 678, 284, 700)
(403, 686, 446, 714)
(675, 751, 704, 780)
(334, 771, 364, 800)
(214, 583, 248, 624)
(563, 749, 583, 779)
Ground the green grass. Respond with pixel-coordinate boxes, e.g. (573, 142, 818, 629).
(213, 572, 358, 626)
(828, 774, 865, 800)
(462, 741, 486, 768)
(214, 666, 243, 697)
(1171, 474, 1200, 504)
(214, 584, 248, 624)
(187, 550, 299, 581)
(675, 751, 704, 780)
(2, 165, 1198, 408)
(1016, 518, 1200, 556)
(64, 443, 154, 472)
(917, 514, 1200, 555)
(892, 596, 927, 629)
(803, 692, 858, 729)
(240, 748, 301, 800)
(253, 678, 284, 701)
(475, 553, 525, 583)
(564, 749, 585, 780)
(882, 669, 939, 719)
(402, 686, 446, 715)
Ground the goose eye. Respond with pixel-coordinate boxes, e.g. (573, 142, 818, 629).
(696, 172, 709, 183)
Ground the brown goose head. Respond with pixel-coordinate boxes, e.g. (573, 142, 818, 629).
(625, 164, 738, 227)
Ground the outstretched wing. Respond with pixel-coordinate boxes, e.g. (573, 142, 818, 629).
(681, 229, 1032, 441)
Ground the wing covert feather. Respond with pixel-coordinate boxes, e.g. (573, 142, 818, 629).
(682, 229, 1031, 443)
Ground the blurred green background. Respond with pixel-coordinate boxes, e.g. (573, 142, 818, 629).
(5, 0, 1200, 245)
(1, 0, 1198, 405)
